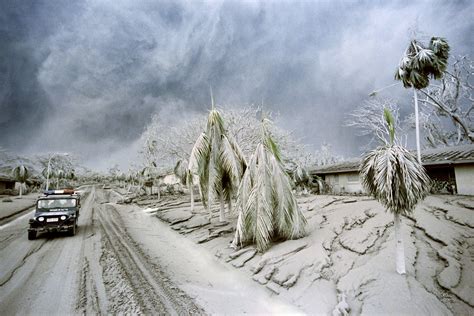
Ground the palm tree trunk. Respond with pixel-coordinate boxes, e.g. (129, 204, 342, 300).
(207, 186, 213, 219)
(219, 193, 226, 222)
(190, 184, 195, 212)
(19, 183, 23, 198)
(394, 213, 406, 275)
(413, 89, 422, 163)
(228, 198, 232, 215)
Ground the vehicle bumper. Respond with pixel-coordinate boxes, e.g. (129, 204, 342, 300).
(28, 224, 75, 234)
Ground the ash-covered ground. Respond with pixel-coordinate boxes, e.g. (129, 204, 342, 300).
(1, 186, 473, 315)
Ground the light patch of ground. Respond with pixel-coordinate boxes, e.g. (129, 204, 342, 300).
(135, 193, 474, 315)
(0, 193, 37, 222)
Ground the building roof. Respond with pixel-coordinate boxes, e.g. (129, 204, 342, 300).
(311, 144, 474, 175)
(0, 173, 15, 182)
(421, 144, 474, 166)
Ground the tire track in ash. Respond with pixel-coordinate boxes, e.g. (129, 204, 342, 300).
(95, 200, 205, 315)
(76, 187, 110, 315)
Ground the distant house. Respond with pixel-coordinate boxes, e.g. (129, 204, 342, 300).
(311, 145, 474, 196)
(0, 173, 16, 192)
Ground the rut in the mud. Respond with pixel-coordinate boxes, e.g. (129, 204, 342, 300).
(87, 189, 205, 315)
(0, 187, 205, 315)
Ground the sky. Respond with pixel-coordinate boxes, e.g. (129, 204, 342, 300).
(1, 0, 473, 171)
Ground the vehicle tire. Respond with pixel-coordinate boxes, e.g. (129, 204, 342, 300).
(28, 231, 37, 240)
(69, 222, 76, 236)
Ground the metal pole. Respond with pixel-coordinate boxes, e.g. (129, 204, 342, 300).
(46, 155, 52, 190)
(413, 89, 422, 163)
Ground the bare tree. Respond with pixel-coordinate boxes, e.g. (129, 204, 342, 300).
(347, 98, 406, 149)
(415, 55, 474, 146)
(313, 142, 343, 166)
(140, 105, 317, 172)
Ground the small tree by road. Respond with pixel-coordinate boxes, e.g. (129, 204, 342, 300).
(232, 119, 307, 252)
(360, 109, 431, 274)
(12, 165, 29, 198)
(189, 105, 247, 222)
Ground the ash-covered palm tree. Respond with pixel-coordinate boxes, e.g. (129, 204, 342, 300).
(55, 169, 65, 189)
(118, 172, 126, 187)
(12, 165, 29, 198)
(232, 119, 307, 252)
(65, 170, 75, 187)
(360, 108, 431, 274)
(189, 101, 247, 222)
(140, 163, 159, 198)
(174, 159, 196, 211)
(42, 168, 55, 189)
(395, 37, 450, 162)
(126, 170, 136, 193)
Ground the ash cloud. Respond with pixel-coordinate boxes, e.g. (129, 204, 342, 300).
(0, 0, 473, 170)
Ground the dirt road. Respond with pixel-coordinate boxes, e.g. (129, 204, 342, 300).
(0, 186, 204, 315)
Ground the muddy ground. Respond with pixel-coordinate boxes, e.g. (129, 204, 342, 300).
(0, 186, 204, 315)
(137, 192, 474, 315)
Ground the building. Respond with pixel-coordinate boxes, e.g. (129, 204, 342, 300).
(311, 144, 474, 195)
(0, 173, 16, 192)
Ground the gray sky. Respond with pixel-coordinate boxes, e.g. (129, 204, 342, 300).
(1, 0, 473, 170)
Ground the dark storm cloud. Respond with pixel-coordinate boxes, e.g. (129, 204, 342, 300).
(1, 0, 473, 169)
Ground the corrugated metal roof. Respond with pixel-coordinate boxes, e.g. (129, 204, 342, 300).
(420, 144, 474, 165)
(311, 144, 474, 175)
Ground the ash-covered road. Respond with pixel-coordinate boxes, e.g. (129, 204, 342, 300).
(0, 186, 204, 315)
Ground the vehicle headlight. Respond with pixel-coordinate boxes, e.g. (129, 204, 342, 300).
(38, 217, 45, 222)
(60, 215, 67, 220)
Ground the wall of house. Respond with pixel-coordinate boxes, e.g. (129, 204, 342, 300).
(324, 171, 364, 194)
(0, 180, 15, 190)
(454, 164, 474, 195)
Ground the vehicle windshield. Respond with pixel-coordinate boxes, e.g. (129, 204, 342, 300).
(38, 198, 77, 209)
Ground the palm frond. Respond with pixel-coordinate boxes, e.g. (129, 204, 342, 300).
(395, 37, 450, 90)
(261, 119, 282, 162)
(174, 159, 188, 185)
(189, 132, 211, 205)
(360, 145, 431, 215)
(429, 37, 450, 60)
(206, 109, 225, 136)
(56, 169, 65, 179)
(189, 107, 248, 212)
(12, 165, 29, 182)
(220, 135, 245, 184)
(225, 133, 248, 172)
(188, 132, 210, 173)
(233, 139, 306, 251)
(208, 125, 223, 203)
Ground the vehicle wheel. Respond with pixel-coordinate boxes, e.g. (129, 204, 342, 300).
(28, 231, 37, 240)
(69, 222, 76, 236)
